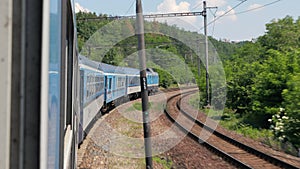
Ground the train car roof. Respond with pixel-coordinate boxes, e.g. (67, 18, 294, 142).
(79, 55, 100, 70)
(99, 62, 140, 75)
(79, 55, 158, 76)
(146, 68, 158, 76)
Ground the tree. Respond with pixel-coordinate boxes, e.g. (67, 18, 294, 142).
(224, 41, 262, 113)
(282, 74, 300, 148)
(281, 48, 300, 147)
(258, 16, 300, 51)
(249, 50, 289, 127)
(76, 12, 111, 51)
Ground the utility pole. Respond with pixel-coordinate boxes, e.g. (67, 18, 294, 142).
(197, 43, 201, 83)
(203, 1, 210, 106)
(136, 0, 153, 168)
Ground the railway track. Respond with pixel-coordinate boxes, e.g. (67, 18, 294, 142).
(164, 91, 299, 169)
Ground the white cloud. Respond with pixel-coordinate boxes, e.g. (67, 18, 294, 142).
(206, 0, 227, 7)
(193, 0, 227, 10)
(193, 0, 239, 22)
(75, 3, 90, 13)
(157, 0, 190, 12)
(216, 6, 237, 22)
(247, 3, 263, 11)
(155, 0, 197, 31)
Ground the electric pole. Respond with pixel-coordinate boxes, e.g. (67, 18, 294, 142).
(197, 42, 201, 84)
(136, 0, 153, 168)
(203, 1, 211, 106)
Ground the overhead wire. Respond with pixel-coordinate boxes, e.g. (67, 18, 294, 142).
(199, 0, 247, 31)
(191, 0, 245, 12)
(208, 8, 217, 37)
(203, 0, 283, 31)
(124, 0, 136, 15)
(228, 0, 283, 16)
(191, 1, 202, 11)
(200, 0, 283, 37)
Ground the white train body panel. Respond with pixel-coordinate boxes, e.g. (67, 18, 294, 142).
(128, 86, 141, 95)
(82, 95, 104, 130)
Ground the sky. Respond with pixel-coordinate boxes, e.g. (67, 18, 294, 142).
(74, 0, 300, 41)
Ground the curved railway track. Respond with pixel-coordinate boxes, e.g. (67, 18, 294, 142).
(164, 91, 300, 169)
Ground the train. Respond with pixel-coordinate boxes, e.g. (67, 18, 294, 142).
(78, 55, 159, 143)
(0, 0, 159, 169)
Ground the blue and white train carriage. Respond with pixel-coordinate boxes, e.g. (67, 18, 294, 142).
(78, 56, 105, 142)
(146, 68, 159, 94)
(78, 55, 159, 143)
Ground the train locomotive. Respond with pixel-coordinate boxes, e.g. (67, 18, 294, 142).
(0, 0, 159, 168)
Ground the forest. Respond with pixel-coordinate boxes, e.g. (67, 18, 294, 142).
(76, 12, 300, 155)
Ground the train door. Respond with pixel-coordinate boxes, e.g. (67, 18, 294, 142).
(125, 75, 128, 95)
(106, 75, 113, 103)
(112, 76, 116, 99)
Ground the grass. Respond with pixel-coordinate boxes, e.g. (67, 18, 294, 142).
(151, 102, 166, 111)
(188, 94, 276, 144)
(133, 102, 151, 111)
(153, 156, 173, 169)
(169, 84, 179, 88)
(218, 113, 298, 155)
(125, 105, 136, 112)
(219, 112, 274, 140)
(115, 115, 143, 137)
(126, 101, 165, 112)
(127, 102, 152, 111)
